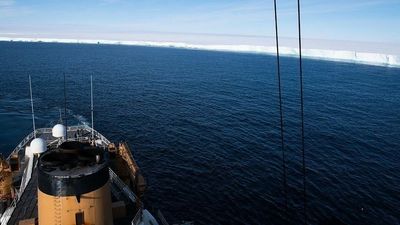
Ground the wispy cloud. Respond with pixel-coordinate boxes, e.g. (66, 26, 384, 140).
(0, 0, 398, 43)
(0, 0, 15, 17)
(0, 0, 33, 18)
(298, 0, 399, 15)
(100, 0, 121, 5)
(0, 0, 14, 7)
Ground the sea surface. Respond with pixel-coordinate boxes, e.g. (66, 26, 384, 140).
(0, 42, 399, 225)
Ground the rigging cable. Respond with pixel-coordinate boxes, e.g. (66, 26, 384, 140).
(296, 0, 307, 224)
(273, 0, 288, 210)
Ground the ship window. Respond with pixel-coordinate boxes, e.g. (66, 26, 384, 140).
(75, 211, 84, 225)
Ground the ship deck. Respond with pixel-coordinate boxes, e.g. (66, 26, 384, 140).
(7, 167, 38, 225)
(4, 125, 139, 225)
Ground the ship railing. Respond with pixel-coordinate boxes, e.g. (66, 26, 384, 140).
(6, 130, 35, 160)
(90, 128, 111, 145)
(7, 127, 57, 160)
(0, 159, 37, 225)
(18, 156, 37, 196)
(7, 125, 111, 159)
(109, 168, 136, 203)
(157, 210, 170, 225)
(131, 205, 143, 225)
(78, 124, 111, 146)
(0, 195, 18, 224)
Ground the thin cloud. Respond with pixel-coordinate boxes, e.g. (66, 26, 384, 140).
(0, 0, 15, 7)
(299, 0, 399, 15)
(0, 0, 33, 18)
(100, 0, 121, 5)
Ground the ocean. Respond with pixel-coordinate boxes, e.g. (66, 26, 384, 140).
(0, 42, 399, 225)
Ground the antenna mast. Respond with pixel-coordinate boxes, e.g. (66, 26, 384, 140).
(91, 75, 94, 140)
(59, 108, 63, 124)
(64, 73, 68, 140)
(29, 75, 36, 138)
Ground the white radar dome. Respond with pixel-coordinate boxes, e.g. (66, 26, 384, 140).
(52, 124, 66, 138)
(30, 138, 47, 154)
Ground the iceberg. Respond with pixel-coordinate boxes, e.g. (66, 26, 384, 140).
(0, 37, 399, 67)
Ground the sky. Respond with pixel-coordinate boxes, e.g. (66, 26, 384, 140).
(0, 0, 399, 48)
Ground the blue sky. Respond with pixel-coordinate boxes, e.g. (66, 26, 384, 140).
(0, 0, 399, 44)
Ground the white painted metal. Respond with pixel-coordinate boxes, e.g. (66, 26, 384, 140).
(30, 138, 46, 154)
(52, 124, 66, 138)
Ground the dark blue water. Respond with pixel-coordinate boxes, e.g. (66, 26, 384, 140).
(0, 42, 399, 225)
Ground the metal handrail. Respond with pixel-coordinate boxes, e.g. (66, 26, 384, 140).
(157, 210, 170, 225)
(7, 125, 111, 160)
(109, 168, 145, 225)
(0, 196, 18, 224)
(109, 168, 136, 203)
(131, 206, 143, 225)
(0, 159, 37, 225)
(7, 131, 34, 160)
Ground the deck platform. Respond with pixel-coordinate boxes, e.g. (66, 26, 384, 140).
(7, 168, 38, 225)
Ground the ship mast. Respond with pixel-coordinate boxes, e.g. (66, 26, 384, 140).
(64, 73, 68, 140)
(29, 75, 36, 138)
(91, 75, 94, 141)
(59, 108, 63, 124)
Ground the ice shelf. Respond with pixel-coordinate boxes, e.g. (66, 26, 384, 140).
(1, 37, 399, 67)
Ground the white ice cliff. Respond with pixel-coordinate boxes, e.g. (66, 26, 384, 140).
(1, 37, 399, 67)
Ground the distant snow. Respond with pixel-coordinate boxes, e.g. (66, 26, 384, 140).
(0, 37, 399, 67)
